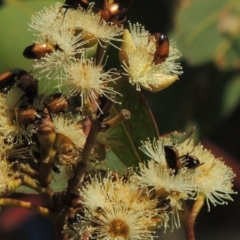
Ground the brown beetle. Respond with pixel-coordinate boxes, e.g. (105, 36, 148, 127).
(164, 145, 203, 174)
(37, 108, 55, 134)
(45, 93, 68, 113)
(152, 33, 169, 65)
(62, 0, 89, 10)
(0, 69, 26, 93)
(15, 108, 41, 125)
(164, 145, 181, 174)
(156, 199, 173, 213)
(18, 73, 38, 103)
(55, 0, 90, 26)
(183, 155, 204, 170)
(100, 0, 132, 24)
(23, 42, 62, 59)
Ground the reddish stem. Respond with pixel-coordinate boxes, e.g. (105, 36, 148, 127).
(187, 195, 205, 240)
(180, 195, 205, 240)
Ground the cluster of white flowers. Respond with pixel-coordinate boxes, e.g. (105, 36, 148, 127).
(72, 135, 236, 238)
(120, 22, 183, 91)
(25, 1, 183, 109)
(26, 2, 124, 108)
(0, 138, 19, 197)
(52, 114, 86, 165)
(137, 137, 236, 219)
(0, 87, 36, 143)
(72, 173, 161, 239)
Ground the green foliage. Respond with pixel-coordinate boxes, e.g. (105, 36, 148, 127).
(152, 0, 240, 138)
(221, 75, 240, 117)
(0, 0, 57, 72)
(160, 126, 196, 143)
(108, 79, 159, 166)
(172, 0, 240, 70)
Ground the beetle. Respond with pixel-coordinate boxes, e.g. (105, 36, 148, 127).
(164, 145, 203, 174)
(182, 155, 203, 170)
(17, 73, 38, 103)
(52, 164, 61, 174)
(68, 209, 84, 239)
(15, 108, 41, 125)
(164, 145, 181, 173)
(100, 0, 133, 25)
(63, 0, 89, 10)
(68, 211, 83, 225)
(45, 93, 68, 113)
(0, 69, 26, 93)
(156, 198, 173, 213)
(54, 0, 90, 26)
(152, 33, 169, 65)
(23, 42, 62, 59)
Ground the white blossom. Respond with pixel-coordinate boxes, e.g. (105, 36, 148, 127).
(120, 22, 182, 91)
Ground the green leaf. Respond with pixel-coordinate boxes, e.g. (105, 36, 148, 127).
(108, 79, 159, 168)
(160, 126, 196, 144)
(221, 75, 240, 117)
(106, 148, 127, 173)
(171, 0, 240, 70)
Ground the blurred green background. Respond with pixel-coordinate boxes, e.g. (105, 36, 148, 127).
(0, 0, 240, 239)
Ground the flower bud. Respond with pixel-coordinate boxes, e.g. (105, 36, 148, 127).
(15, 108, 41, 125)
(46, 94, 68, 113)
(140, 74, 178, 92)
(119, 29, 136, 64)
(75, 30, 98, 48)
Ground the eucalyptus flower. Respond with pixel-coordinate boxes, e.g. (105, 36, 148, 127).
(0, 88, 36, 143)
(78, 173, 159, 239)
(28, 2, 63, 36)
(135, 160, 197, 197)
(53, 114, 86, 149)
(58, 57, 121, 110)
(0, 160, 15, 197)
(139, 138, 172, 166)
(120, 22, 183, 91)
(80, 173, 157, 213)
(71, 3, 124, 47)
(85, 205, 156, 240)
(177, 140, 237, 210)
(31, 25, 88, 80)
(0, 139, 19, 197)
(26, 3, 90, 80)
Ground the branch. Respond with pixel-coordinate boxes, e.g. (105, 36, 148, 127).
(37, 108, 56, 188)
(0, 198, 51, 219)
(180, 194, 205, 240)
(67, 118, 101, 193)
(187, 194, 205, 240)
(20, 174, 47, 195)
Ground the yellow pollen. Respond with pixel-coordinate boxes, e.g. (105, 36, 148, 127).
(108, 219, 129, 238)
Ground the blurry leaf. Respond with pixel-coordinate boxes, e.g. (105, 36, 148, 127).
(160, 126, 196, 143)
(16, 186, 36, 194)
(0, 0, 57, 73)
(109, 79, 159, 167)
(106, 148, 127, 173)
(50, 165, 74, 192)
(221, 75, 240, 117)
(172, 0, 240, 70)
